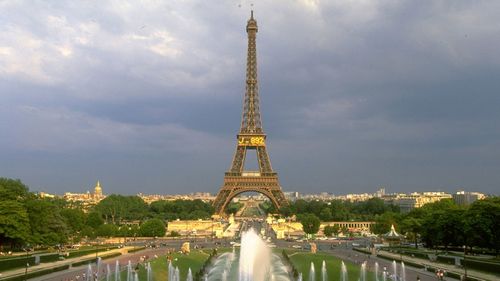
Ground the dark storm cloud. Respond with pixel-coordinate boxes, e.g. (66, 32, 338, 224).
(0, 0, 499, 195)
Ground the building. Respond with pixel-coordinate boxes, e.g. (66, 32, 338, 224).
(389, 192, 452, 213)
(63, 181, 106, 210)
(453, 191, 486, 206)
(94, 181, 103, 199)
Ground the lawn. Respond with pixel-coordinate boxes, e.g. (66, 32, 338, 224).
(127, 248, 376, 281)
(134, 248, 230, 281)
(286, 251, 376, 281)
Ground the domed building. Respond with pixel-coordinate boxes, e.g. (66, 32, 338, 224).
(94, 180, 103, 199)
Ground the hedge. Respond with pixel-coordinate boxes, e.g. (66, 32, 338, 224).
(0, 256, 36, 271)
(39, 253, 62, 263)
(463, 259, 500, 275)
(353, 248, 371, 255)
(0, 247, 119, 272)
(70, 252, 122, 268)
(2, 265, 70, 281)
(127, 247, 146, 254)
(65, 246, 118, 259)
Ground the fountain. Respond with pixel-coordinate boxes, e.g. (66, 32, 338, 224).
(146, 262, 152, 281)
(186, 268, 193, 281)
(308, 262, 315, 281)
(340, 261, 348, 281)
(401, 262, 406, 281)
(321, 261, 327, 281)
(392, 261, 397, 281)
(96, 257, 102, 281)
(106, 264, 111, 281)
(360, 261, 366, 281)
(133, 272, 139, 281)
(206, 229, 290, 281)
(375, 262, 379, 281)
(221, 270, 228, 281)
(297, 273, 303, 281)
(175, 267, 180, 281)
(86, 264, 93, 281)
(239, 229, 271, 281)
(114, 261, 120, 281)
(127, 261, 133, 281)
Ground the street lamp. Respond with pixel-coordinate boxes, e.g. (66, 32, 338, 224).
(463, 245, 467, 280)
(95, 241, 99, 261)
(24, 244, 31, 281)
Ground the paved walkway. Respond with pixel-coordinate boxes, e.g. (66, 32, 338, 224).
(0, 247, 131, 281)
(376, 249, 498, 281)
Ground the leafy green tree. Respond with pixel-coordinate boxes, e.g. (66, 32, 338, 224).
(95, 195, 124, 224)
(279, 206, 293, 217)
(418, 199, 465, 249)
(225, 202, 243, 215)
(400, 216, 423, 248)
(139, 219, 166, 237)
(323, 225, 340, 237)
(149, 199, 214, 220)
(319, 207, 332, 221)
(299, 213, 321, 236)
(60, 208, 86, 234)
(372, 212, 400, 235)
(81, 226, 96, 240)
(25, 198, 68, 245)
(329, 200, 352, 221)
(0, 178, 29, 200)
(340, 226, 349, 236)
(465, 197, 500, 254)
(0, 200, 30, 249)
(95, 195, 149, 224)
(96, 224, 118, 237)
(86, 212, 104, 229)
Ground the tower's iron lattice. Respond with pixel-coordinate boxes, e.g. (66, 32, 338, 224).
(213, 12, 288, 215)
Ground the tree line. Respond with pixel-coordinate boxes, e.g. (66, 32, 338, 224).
(0, 178, 214, 249)
(267, 195, 499, 254)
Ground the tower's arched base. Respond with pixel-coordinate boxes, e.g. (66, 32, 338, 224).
(213, 174, 288, 216)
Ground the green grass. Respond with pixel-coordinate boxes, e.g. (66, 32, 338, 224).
(134, 250, 211, 281)
(287, 251, 376, 281)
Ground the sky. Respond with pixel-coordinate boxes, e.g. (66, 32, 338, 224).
(1, 0, 499, 196)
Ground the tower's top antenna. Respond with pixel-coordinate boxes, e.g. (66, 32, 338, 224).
(246, 10, 257, 33)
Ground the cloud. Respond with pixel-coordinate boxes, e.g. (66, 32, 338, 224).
(0, 0, 499, 194)
(0, 105, 227, 154)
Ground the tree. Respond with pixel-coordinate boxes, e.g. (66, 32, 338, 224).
(419, 199, 463, 249)
(324, 225, 340, 237)
(0, 178, 29, 200)
(279, 206, 293, 217)
(465, 197, 500, 254)
(0, 200, 30, 249)
(225, 202, 243, 215)
(400, 216, 423, 248)
(96, 224, 118, 237)
(60, 208, 86, 234)
(0, 178, 31, 249)
(319, 207, 332, 221)
(299, 213, 321, 236)
(139, 219, 166, 237)
(95, 195, 149, 224)
(25, 198, 68, 245)
(372, 212, 400, 235)
(149, 199, 214, 220)
(86, 212, 104, 229)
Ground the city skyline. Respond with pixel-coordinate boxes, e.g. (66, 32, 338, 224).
(1, 1, 499, 195)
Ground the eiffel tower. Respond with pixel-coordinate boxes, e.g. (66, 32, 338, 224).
(213, 11, 288, 215)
